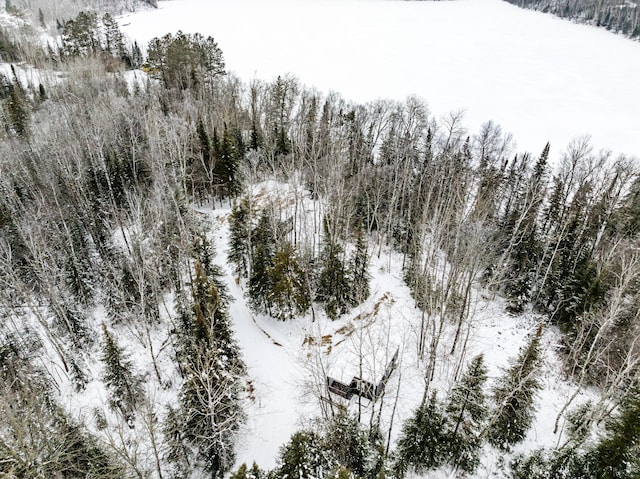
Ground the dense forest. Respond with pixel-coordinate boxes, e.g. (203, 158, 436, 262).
(506, 0, 640, 39)
(1, 3, 640, 478)
(5, 0, 157, 24)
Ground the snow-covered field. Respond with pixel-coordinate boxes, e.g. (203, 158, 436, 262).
(119, 0, 640, 159)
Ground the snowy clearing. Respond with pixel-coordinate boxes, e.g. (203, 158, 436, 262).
(197, 181, 596, 476)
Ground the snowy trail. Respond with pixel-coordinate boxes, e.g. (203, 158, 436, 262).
(208, 208, 309, 469)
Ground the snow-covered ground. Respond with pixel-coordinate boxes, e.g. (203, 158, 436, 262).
(16, 179, 596, 477)
(119, 0, 640, 159)
(0, 62, 53, 89)
(3, 0, 625, 472)
(200, 181, 596, 476)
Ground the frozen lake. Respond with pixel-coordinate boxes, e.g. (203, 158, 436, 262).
(120, 0, 640, 159)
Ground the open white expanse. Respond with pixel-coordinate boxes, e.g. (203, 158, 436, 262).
(120, 0, 640, 159)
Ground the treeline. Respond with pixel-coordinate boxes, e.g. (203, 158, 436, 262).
(506, 0, 640, 39)
(5, 0, 157, 33)
(1, 8, 640, 478)
(0, 19, 245, 478)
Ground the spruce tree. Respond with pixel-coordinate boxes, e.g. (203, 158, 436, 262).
(266, 242, 311, 320)
(249, 120, 262, 151)
(322, 413, 370, 478)
(316, 223, 351, 320)
(6, 81, 29, 137)
(278, 430, 330, 479)
(52, 298, 90, 349)
(443, 354, 489, 473)
(197, 118, 211, 166)
(230, 463, 248, 479)
(230, 462, 264, 479)
(219, 124, 241, 197)
(192, 231, 224, 281)
(248, 209, 276, 314)
(101, 323, 140, 420)
(395, 392, 447, 476)
(130, 41, 143, 69)
(228, 198, 252, 278)
(349, 227, 370, 306)
(231, 127, 245, 196)
(0, 72, 11, 99)
(498, 146, 548, 314)
(487, 330, 542, 449)
(211, 127, 222, 193)
(172, 260, 245, 478)
(584, 384, 640, 478)
(164, 406, 191, 477)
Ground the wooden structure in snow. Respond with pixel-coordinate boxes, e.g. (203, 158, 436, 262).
(326, 347, 399, 402)
(327, 377, 355, 400)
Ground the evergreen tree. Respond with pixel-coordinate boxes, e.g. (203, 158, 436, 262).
(171, 260, 245, 478)
(230, 462, 264, 479)
(543, 180, 606, 329)
(510, 447, 591, 479)
(266, 242, 311, 320)
(583, 384, 640, 478)
(5, 80, 29, 136)
(349, 227, 370, 306)
(101, 13, 125, 60)
(498, 145, 548, 314)
(249, 120, 262, 151)
(129, 41, 144, 69)
(395, 392, 447, 476)
(278, 430, 330, 479)
(248, 209, 276, 314)
(0, 28, 20, 62)
(62, 11, 99, 57)
(316, 222, 351, 320)
(487, 330, 542, 449)
(513, 390, 640, 478)
(217, 124, 241, 198)
(101, 323, 140, 421)
(51, 298, 90, 349)
(164, 406, 192, 478)
(197, 118, 211, 167)
(228, 198, 252, 279)
(0, 336, 122, 477)
(323, 414, 369, 478)
(270, 76, 294, 157)
(443, 354, 489, 473)
(38, 83, 46, 102)
(0, 72, 11, 98)
(63, 215, 95, 306)
(231, 127, 245, 195)
(145, 31, 225, 90)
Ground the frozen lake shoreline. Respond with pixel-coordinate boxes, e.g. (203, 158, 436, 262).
(120, 0, 640, 160)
